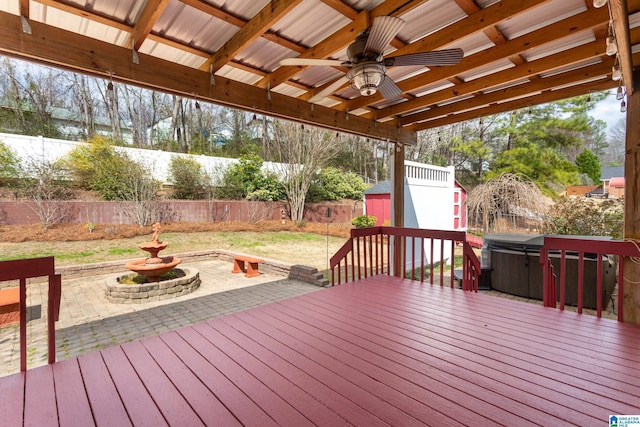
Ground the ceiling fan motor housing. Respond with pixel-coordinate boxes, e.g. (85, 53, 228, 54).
(347, 62, 386, 96)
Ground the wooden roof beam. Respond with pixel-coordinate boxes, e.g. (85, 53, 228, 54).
(346, 6, 609, 112)
(402, 60, 613, 124)
(0, 11, 415, 145)
(259, 0, 426, 91)
(409, 78, 616, 131)
(369, 37, 608, 122)
(203, 0, 304, 74)
(611, 0, 634, 94)
(130, 0, 170, 51)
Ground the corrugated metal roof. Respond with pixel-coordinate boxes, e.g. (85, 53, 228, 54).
(397, 0, 467, 45)
(0, 0, 628, 139)
(498, 0, 586, 40)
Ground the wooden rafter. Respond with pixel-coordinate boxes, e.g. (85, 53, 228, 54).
(403, 60, 613, 125)
(370, 38, 608, 123)
(0, 11, 415, 144)
(202, 0, 304, 74)
(130, 0, 170, 51)
(346, 6, 610, 113)
(409, 78, 616, 131)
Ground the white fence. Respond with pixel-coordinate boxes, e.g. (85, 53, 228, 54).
(0, 133, 286, 184)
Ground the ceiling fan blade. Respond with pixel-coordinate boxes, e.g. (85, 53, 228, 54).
(378, 77, 403, 100)
(364, 16, 405, 56)
(309, 76, 349, 103)
(280, 58, 344, 67)
(385, 48, 464, 67)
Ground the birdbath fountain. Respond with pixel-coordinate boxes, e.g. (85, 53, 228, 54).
(125, 223, 182, 282)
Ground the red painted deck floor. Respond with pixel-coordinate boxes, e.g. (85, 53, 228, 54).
(2, 275, 640, 426)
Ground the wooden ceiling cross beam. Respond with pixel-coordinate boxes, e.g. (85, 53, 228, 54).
(370, 38, 608, 122)
(409, 78, 616, 131)
(346, 6, 610, 112)
(203, 0, 304, 75)
(0, 11, 415, 145)
(402, 60, 614, 124)
(130, 0, 170, 51)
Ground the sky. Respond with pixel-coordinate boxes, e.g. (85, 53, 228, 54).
(591, 88, 627, 136)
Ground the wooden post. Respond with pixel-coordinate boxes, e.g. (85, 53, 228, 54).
(623, 68, 640, 323)
(393, 142, 404, 228)
(392, 143, 405, 276)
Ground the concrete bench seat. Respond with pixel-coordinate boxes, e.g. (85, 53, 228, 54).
(0, 288, 20, 326)
(231, 255, 265, 278)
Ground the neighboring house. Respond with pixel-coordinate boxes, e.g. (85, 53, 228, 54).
(609, 176, 625, 198)
(601, 165, 624, 195)
(49, 107, 134, 144)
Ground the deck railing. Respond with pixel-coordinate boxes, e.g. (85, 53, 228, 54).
(540, 237, 640, 321)
(330, 226, 480, 291)
(0, 256, 61, 371)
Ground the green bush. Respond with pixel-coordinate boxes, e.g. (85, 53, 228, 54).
(546, 196, 623, 239)
(169, 156, 208, 199)
(307, 167, 367, 202)
(62, 136, 149, 201)
(218, 154, 285, 201)
(351, 215, 377, 228)
(0, 140, 21, 186)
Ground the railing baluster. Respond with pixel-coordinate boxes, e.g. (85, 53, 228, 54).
(420, 238, 425, 283)
(577, 252, 584, 314)
(560, 250, 566, 310)
(429, 239, 435, 285)
(596, 253, 603, 317)
(368, 235, 374, 277)
(402, 236, 407, 279)
(450, 240, 455, 288)
(440, 239, 445, 287)
(618, 256, 625, 321)
(411, 236, 415, 281)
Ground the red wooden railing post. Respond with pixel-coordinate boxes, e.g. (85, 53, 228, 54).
(0, 256, 59, 371)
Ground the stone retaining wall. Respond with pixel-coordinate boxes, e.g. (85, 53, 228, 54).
(105, 267, 201, 304)
(43, 249, 330, 288)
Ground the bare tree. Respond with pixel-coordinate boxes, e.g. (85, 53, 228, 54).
(96, 79, 123, 141)
(71, 74, 96, 139)
(603, 118, 626, 165)
(267, 121, 339, 222)
(22, 158, 74, 229)
(118, 159, 162, 227)
(466, 173, 550, 234)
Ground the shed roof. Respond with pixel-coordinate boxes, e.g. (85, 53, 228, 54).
(364, 180, 392, 195)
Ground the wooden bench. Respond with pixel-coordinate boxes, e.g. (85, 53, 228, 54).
(231, 255, 264, 278)
(0, 288, 20, 326)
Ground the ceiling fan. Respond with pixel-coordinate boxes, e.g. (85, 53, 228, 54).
(280, 16, 463, 103)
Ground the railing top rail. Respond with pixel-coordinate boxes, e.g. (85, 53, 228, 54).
(349, 226, 467, 242)
(0, 256, 55, 281)
(330, 239, 354, 269)
(543, 236, 640, 258)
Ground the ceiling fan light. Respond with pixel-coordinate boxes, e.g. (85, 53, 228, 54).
(593, 0, 607, 7)
(606, 36, 618, 56)
(347, 63, 386, 97)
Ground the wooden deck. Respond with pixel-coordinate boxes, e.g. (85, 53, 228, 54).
(2, 275, 640, 426)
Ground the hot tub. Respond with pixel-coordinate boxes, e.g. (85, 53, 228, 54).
(483, 233, 616, 310)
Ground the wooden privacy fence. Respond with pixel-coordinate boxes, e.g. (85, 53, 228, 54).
(330, 226, 480, 291)
(540, 237, 640, 321)
(0, 257, 61, 371)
